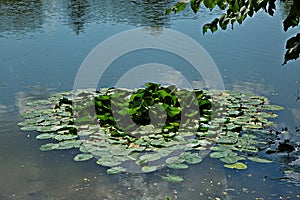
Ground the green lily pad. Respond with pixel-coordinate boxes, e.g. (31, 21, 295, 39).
(243, 124, 263, 129)
(217, 136, 238, 144)
(224, 162, 247, 170)
(161, 174, 184, 182)
(139, 153, 163, 162)
(180, 152, 202, 164)
(56, 140, 79, 150)
(96, 157, 121, 167)
(141, 165, 157, 173)
(209, 151, 226, 158)
(74, 153, 93, 161)
(36, 126, 56, 133)
(39, 143, 59, 151)
(165, 156, 184, 164)
(36, 133, 55, 140)
(107, 166, 126, 174)
(220, 155, 239, 164)
(241, 145, 258, 153)
(53, 134, 78, 141)
(20, 126, 39, 131)
(92, 150, 111, 157)
(262, 105, 284, 111)
(210, 145, 229, 152)
(247, 157, 272, 163)
(167, 163, 189, 169)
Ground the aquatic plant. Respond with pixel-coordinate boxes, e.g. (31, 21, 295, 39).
(19, 83, 283, 180)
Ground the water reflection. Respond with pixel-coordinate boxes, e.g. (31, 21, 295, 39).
(66, 0, 89, 35)
(0, 0, 43, 37)
(227, 72, 276, 96)
(0, 0, 178, 37)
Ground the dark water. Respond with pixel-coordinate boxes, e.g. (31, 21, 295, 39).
(1, 0, 300, 199)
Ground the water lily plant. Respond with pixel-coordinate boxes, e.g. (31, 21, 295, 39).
(19, 83, 283, 181)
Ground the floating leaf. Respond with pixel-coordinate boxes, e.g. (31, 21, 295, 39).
(224, 162, 247, 170)
(39, 143, 59, 151)
(56, 140, 79, 150)
(74, 153, 93, 161)
(20, 126, 39, 131)
(54, 134, 78, 141)
(247, 157, 272, 163)
(180, 152, 202, 164)
(167, 163, 189, 169)
(36, 133, 54, 140)
(96, 157, 121, 167)
(107, 166, 126, 174)
(220, 155, 239, 164)
(211, 145, 229, 152)
(165, 156, 184, 164)
(161, 174, 184, 183)
(140, 153, 162, 162)
(217, 136, 238, 144)
(243, 124, 263, 129)
(36, 126, 55, 133)
(141, 165, 157, 173)
(262, 105, 284, 111)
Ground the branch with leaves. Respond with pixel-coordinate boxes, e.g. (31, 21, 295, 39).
(167, 0, 300, 65)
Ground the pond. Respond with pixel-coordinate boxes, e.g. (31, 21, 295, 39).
(0, 0, 300, 199)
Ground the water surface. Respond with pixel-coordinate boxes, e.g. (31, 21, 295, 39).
(1, 0, 300, 199)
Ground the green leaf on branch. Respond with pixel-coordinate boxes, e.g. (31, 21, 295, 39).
(203, 0, 218, 10)
(191, 0, 203, 13)
(203, 18, 219, 34)
(165, 1, 188, 15)
(283, 0, 300, 31)
(283, 33, 300, 65)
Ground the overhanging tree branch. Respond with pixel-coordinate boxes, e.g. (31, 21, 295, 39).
(166, 0, 300, 65)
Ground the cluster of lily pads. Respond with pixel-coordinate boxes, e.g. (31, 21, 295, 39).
(19, 82, 284, 179)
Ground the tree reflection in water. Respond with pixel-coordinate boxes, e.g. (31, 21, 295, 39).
(0, 0, 178, 36)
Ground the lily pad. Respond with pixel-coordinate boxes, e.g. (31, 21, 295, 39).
(74, 153, 93, 161)
(107, 166, 126, 174)
(161, 174, 184, 182)
(165, 156, 184, 164)
(56, 140, 79, 150)
(139, 153, 163, 162)
(224, 162, 247, 170)
(36, 126, 56, 133)
(96, 157, 121, 167)
(54, 134, 78, 141)
(180, 152, 203, 164)
(209, 151, 226, 158)
(167, 163, 189, 169)
(141, 165, 157, 173)
(247, 157, 272, 163)
(36, 133, 54, 140)
(262, 105, 284, 111)
(39, 143, 59, 151)
(20, 126, 39, 131)
(220, 155, 239, 164)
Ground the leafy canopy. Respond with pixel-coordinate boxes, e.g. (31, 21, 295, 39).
(167, 0, 300, 65)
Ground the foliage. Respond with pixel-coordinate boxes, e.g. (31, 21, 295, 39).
(167, 0, 300, 65)
(284, 33, 300, 64)
(19, 83, 284, 176)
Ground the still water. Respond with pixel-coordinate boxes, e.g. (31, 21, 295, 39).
(1, 0, 300, 199)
